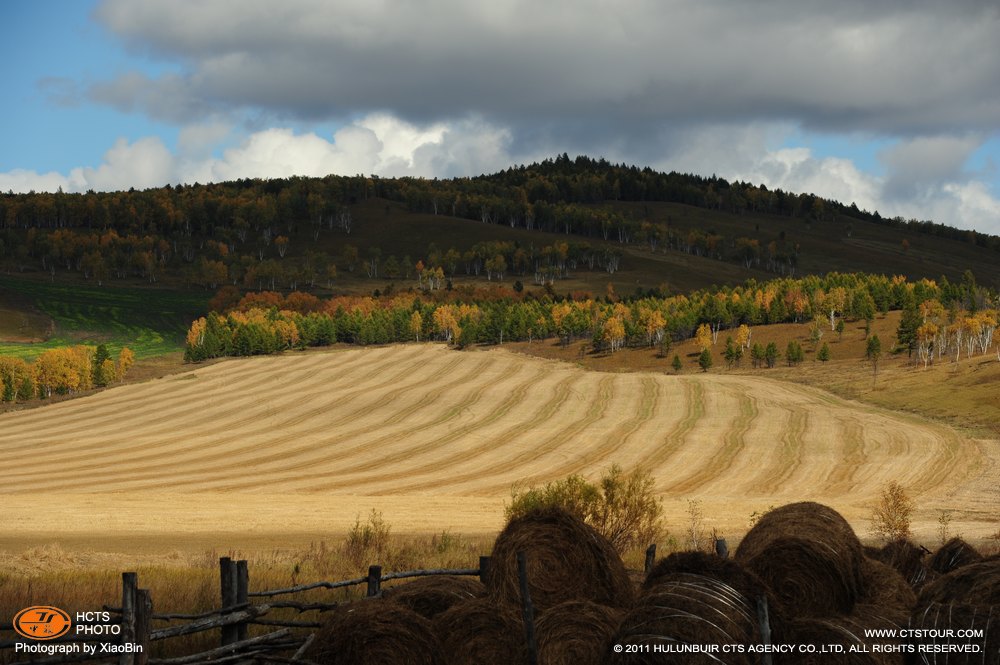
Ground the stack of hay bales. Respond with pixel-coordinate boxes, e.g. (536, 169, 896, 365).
(433, 597, 529, 665)
(439, 507, 632, 665)
(735, 502, 912, 664)
(308, 600, 442, 665)
(927, 537, 982, 576)
(612, 551, 773, 665)
(485, 507, 634, 611)
(870, 539, 933, 589)
(382, 576, 484, 619)
(535, 600, 623, 665)
(909, 557, 1000, 663)
(778, 607, 909, 665)
(735, 502, 864, 617)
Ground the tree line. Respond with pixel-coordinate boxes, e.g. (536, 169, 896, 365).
(183, 271, 998, 363)
(0, 345, 134, 402)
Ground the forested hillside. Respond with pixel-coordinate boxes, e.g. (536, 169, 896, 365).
(2, 156, 999, 300)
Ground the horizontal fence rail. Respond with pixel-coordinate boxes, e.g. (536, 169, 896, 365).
(0, 556, 491, 665)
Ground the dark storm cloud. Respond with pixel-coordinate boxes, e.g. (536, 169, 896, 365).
(90, 0, 1000, 139)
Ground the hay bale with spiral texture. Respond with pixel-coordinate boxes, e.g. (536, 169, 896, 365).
(735, 501, 863, 618)
(857, 557, 916, 625)
(917, 558, 1000, 605)
(309, 599, 441, 665)
(382, 575, 485, 619)
(487, 507, 633, 612)
(535, 600, 622, 665)
(609, 573, 762, 665)
(432, 597, 527, 665)
(908, 603, 1000, 664)
(775, 606, 906, 665)
(871, 539, 931, 589)
(643, 550, 775, 604)
(928, 537, 982, 575)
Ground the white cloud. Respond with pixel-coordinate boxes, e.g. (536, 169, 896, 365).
(0, 113, 518, 192)
(0, 169, 75, 193)
(3, 115, 999, 236)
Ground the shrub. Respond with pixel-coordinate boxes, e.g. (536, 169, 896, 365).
(344, 509, 392, 568)
(506, 464, 663, 554)
(869, 481, 914, 543)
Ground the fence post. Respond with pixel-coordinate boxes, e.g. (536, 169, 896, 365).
(756, 596, 773, 665)
(219, 557, 238, 646)
(644, 544, 657, 574)
(135, 589, 152, 665)
(516, 551, 538, 665)
(478, 556, 491, 585)
(119, 572, 137, 665)
(236, 560, 249, 641)
(715, 538, 729, 559)
(366, 565, 382, 597)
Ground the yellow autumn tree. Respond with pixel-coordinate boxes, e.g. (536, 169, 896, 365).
(116, 347, 135, 382)
(603, 316, 626, 353)
(695, 323, 713, 352)
(409, 311, 423, 341)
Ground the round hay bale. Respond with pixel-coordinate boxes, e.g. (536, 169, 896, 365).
(871, 539, 930, 589)
(918, 558, 1000, 605)
(909, 603, 1000, 664)
(382, 575, 485, 619)
(775, 606, 906, 665)
(611, 573, 761, 665)
(432, 597, 526, 665)
(487, 507, 633, 612)
(309, 599, 441, 665)
(535, 600, 622, 665)
(858, 557, 916, 623)
(928, 537, 982, 575)
(735, 502, 863, 618)
(643, 550, 774, 604)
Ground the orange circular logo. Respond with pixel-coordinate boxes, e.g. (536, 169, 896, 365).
(13, 606, 72, 640)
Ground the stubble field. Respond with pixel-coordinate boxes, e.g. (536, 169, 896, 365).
(1, 343, 997, 565)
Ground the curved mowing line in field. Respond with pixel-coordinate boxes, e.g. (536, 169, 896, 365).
(298, 362, 555, 493)
(633, 378, 703, 473)
(4, 351, 482, 492)
(458, 374, 618, 496)
(822, 418, 867, 492)
(0, 348, 417, 475)
(95, 355, 510, 493)
(0, 348, 382, 454)
(0, 355, 350, 467)
(745, 406, 808, 493)
(904, 428, 980, 496)
(514, 375, 661, 483)
(662, 387, 758, 495)
(0, 347, 450, 490)
(369, 372, 581, 495)
(196, 356, 539, 492)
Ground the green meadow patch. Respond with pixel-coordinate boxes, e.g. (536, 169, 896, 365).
(0, 276, 208, 360)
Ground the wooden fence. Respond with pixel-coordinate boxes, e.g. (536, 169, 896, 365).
(0, 543, 681, 665)
(0, 554, 493, 665)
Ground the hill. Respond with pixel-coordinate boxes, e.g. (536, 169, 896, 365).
(0, 345, 995, 552)
(1, 156, 998, 307)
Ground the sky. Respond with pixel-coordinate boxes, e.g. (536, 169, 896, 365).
(2, 1, 1000, 235)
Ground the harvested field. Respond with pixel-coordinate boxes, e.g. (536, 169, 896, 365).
(0, 344, 996, 556)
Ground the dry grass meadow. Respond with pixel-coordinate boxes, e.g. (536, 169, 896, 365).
(2, 343, 996, 561)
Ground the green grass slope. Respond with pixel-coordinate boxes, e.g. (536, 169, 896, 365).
(0, 276, 209, 360)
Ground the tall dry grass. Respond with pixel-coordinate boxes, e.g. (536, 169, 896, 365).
(0, 531, 491, 661)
